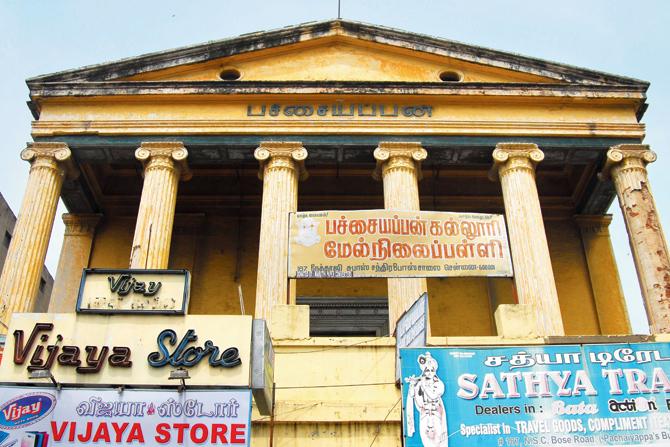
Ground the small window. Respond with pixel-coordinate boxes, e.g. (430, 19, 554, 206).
(3, 231, 11, 247)
(219, 68, 241, 81)
(297, 297, 389, 337)
(439, 70, 463, 82)
(39, 278, 46, 293)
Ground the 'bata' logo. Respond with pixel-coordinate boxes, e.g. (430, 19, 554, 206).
(0, 393, 56, 429)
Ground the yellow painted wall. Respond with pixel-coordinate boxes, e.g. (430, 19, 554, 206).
(428, 277, 495, 336)
(89, 216, 258, 316)
(89, 215, 611, 337)
(123, 37, 559, 84)
(88, 216, 134, 268)
(546, 220, 602, 335)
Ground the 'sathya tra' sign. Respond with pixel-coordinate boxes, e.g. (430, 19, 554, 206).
(0, 387, 251, 446)
(0, 313, 251, 387)
(288, 210, 512, 278)
(400, 343, 670, 447)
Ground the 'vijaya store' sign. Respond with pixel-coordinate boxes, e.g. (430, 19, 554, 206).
(76, 269, 190, 314)
(0, 314, 252, 387)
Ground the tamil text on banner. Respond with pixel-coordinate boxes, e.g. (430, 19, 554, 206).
(0, 313, 251, 387)
(0, 387, 251, 446)
(288, 210, 512, 278)
(400, 343, 670, 447)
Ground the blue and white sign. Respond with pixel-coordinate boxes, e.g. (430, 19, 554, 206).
(400, 343, 670, 447)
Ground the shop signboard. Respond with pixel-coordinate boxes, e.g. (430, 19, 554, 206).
(288, 210, 512, 279)
(0, 313, 251, 387)
(76, 269, 190, 314)
(395, 293, 428, 382)
(251, 319, 274, 416)
(400, 343, 670, 447)
(0, 386, 251, 446)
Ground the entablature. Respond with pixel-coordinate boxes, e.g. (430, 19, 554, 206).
(37, 134, 637, 219)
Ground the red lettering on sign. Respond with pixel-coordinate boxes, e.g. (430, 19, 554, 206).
(155, 423, 170, 444)
(212, 424, 228, 443)
(231, 424, 246, 444)
(127, 423, 145, 443)
(173, 423, 189, 443)
(50, 421, 67, 441)
(112, 422, 129, 443)
(92, 422, 111, 443)
(77, 422, 93, 442)
(190, 423, 208, 443)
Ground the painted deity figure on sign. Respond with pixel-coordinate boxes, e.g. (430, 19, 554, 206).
(405, 352, 448, 446)
(293, 217, 321, 247)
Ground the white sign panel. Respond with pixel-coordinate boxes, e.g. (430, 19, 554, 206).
(0, 386, 251, 446)
(289, 210, 513, 279)
(77, 269, 190, 315)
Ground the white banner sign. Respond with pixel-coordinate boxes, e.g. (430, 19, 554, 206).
(0, 386, 251, 446)
(289, 210, 513, 278)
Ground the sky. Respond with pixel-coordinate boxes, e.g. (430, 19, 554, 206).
(0, 1, 668, 333)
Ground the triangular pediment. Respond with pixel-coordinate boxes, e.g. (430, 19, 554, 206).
(28, 20, 647, 87)
(118, 36, 560, 84)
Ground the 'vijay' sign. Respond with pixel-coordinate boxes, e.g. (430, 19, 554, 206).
(77, 269, 190, 314)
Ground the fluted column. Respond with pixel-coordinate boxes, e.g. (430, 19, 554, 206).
(130, 142, 190, 269)
(0, 142, 77, 333)
(254, 142, 307, 324)
(49, 213, 102, 313)
(574, 215, 631, 334)
(490, 143, 564, 336)
(599, 144, 670, 333)
(373, 142, 428, 335)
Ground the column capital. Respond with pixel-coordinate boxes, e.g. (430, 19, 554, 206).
(573, 214, 612, 236)
(254, 141, 308, 181)
(599, 144, 656, 181)
(489, 143, 544, 181)
(62, 213, 103, 236)
(20, 142, 79, 179)
(372, 141, 427, 181)
(135, 142, 191, 181)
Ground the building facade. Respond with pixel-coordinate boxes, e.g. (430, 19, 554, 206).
(1, 20, 669, 446)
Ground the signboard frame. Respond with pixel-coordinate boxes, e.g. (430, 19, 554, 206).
(251, 319, 275, 415)
(288, 209, 513, 279)
(1, 313, 252, 388)
(76, 268, 191, 315)
(395, 292, 428, 383)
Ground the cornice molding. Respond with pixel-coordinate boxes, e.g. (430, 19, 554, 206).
(27, 20, 648, 88)
(27, 81, 648, 98)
